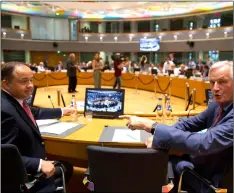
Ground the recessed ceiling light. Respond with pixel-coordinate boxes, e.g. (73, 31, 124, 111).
(85, 36, 88, 40)
(3, 32, 6, 35)
(114, 37, 117, 40)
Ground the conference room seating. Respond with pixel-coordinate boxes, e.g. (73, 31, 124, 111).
(1, 144, 67, 193)
(178, 166, 232, 193)
(2, 144, 36, 193)
(85, 145, 174, 192)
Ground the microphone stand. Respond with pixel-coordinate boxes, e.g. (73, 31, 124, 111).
(133, 73, 140, 95)
(151, 75, 158, 99)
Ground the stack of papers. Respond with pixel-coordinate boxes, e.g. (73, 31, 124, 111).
(36, 119, 59, 127)
(36, 119, 79, 135)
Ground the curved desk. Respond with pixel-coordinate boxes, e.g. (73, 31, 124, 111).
(33, 72, 210, 104)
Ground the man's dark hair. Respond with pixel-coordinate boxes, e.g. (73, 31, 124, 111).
(1, 62, 28, 81)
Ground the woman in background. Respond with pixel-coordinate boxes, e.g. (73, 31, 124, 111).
(92, 52, 104, 88)
(139, 55, 148, 72)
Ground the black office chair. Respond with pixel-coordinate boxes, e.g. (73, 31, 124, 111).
(1, 144, 67, 193)
(178, 165, 232, 193)
(84, 145, 174, 192)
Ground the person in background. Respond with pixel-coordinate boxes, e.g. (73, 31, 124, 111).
(187, 58, 196, 70)
(120, 61, 233, 193)
(43, 60, 48, 69)
(163, 57, 174, 74)
(169, 53, 178, 65)
(112, 53, 126, 89)
(206, 55, 214, 67)
(139, 55, 148, 72)
(92, 52, 104, 88)
(202, 65, 210, 78)
(178, 64, 187, 76)
(55, 61, 64, 72)
(169, 63, 179, 76)
(37, 62, 46, 72)
(67, 53, 78, 93)
(1, 62, 75, 192)
(196, 57, 204, 73)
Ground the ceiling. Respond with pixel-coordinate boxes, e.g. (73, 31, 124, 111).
(1, 1, 233, 20)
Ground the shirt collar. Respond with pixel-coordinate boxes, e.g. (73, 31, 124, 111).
(221, 102, 233, 112)
(2, 88, 24, 106)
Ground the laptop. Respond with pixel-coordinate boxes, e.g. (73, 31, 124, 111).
(151, 69, 158, 75)
(185, 69, 193, 79)
(84, 88, 125, 119)
(25, 86, 38, 107)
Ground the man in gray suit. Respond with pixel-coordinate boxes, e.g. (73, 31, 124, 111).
(67, 53, 78, 93)
(120, 61, 233, 192)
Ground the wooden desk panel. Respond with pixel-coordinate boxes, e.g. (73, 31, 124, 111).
(33, 72, 210, 104)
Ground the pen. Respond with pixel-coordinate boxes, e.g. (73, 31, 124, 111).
(126, 134, 138, 141)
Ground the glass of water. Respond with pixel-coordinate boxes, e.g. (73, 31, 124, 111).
(85, 111, 93, 122)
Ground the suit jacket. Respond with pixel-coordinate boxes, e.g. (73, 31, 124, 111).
(66, 59, 77, 77)
(153, 101, 233, 187)
(1, 90, 62, 191)
(55, 65, 64, 71)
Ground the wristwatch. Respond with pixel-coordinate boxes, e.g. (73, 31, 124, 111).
(150, 122, 158, 135)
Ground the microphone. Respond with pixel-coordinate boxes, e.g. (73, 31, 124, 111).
(48, 95, 54, 108)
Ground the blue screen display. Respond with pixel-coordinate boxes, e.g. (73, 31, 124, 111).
(85, 90, 124, 113)
(140, 38, 160, 51)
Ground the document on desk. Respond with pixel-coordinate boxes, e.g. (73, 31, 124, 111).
(36, 119, 59, 127)
(112, 129, 141, 142)
(39, 122, 80, 135)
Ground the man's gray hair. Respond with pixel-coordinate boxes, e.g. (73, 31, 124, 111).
(208, 61, 233, 80)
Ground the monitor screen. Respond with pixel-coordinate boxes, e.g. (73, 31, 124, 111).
(25, 86, 37, 106)
(205, 89, 212, 105)
(185, 69, 193, 79)
(140, 38, 160, 51)
(84, 88, 125, 118)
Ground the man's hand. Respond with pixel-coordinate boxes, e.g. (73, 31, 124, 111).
(145, 136, 154, 148)
(119, 115, 155, 133)
(62, 106, 77, 116)
(41, 160, 55, 178)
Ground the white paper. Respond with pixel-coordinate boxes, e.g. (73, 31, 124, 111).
(112, 129, 141, 142)
(39, 122, 79, 135)
(76, 101, 85, 111)
(36, 119, 59, 127)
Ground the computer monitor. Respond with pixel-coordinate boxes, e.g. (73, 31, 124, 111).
(151, 69, 158, 75)
(168, 70, 174, 76)
(134, 68, 140, 73)
(185, 69, 193, 79)
(84, 88, 125, 118)
(25, 86, 38, 106)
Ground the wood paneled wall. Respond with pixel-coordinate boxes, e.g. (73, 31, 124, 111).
(30, 51, 80, 67)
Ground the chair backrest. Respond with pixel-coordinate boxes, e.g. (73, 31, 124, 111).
(2, 144, 28, 193)
(87, 145, 169, 192)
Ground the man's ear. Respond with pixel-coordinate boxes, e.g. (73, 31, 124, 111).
(2, 80, 10, 90)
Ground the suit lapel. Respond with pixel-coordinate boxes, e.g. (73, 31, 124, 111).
(2, 91, 42, 139)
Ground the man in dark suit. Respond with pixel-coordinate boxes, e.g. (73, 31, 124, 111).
(120, 61, 233, 192)
(67, 53, 78, 93)
(55, 61, 64, 72)
(1, 62, 76, 192)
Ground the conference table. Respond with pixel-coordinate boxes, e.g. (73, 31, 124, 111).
(32, 71, 210, 191)
(33, 72, 210, 160)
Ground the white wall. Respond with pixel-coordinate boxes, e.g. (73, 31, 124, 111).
(11, 15, 27, 30)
